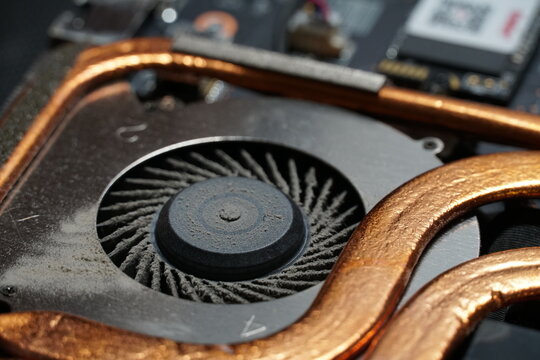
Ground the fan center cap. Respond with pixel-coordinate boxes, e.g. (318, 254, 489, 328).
(153, 176, 309, 281)
(218, 205, 242, 222)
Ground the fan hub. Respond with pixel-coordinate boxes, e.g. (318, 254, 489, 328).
(153, 176, 309, 281)
(218, 204, 242, 222)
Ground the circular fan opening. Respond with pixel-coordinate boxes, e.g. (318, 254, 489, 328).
(97, 140, 364, 304)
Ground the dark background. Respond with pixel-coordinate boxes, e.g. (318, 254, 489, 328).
(0, 1, 72, 109)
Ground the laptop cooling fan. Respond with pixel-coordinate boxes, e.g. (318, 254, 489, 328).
(0, 91, 479, 345)
(97, 140, 362, 303)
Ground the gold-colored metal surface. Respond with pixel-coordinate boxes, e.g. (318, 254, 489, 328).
(365, 248, 540, 360)
(2, 151, 540, 359)
(3, 38, 540, 201)
(0, 312, 181, 360)
(375, 87, 540, 148)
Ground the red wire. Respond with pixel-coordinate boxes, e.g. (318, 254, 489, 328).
(308, 0, 330, 21)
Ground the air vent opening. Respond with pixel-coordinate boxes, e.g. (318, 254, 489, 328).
(97, 140, 364, 304)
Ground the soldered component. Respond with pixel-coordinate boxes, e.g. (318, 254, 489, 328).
(383, 0, 540, 103)
(377, 59, 429, 85)
(286, 1, 350, 59)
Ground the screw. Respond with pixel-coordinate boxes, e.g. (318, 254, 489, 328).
(1, 285, 17, 297)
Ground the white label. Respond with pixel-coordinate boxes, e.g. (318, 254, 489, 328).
(405, 0, 540, 54)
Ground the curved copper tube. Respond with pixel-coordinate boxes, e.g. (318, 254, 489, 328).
(2, 150, 540, 359)
(365, 248, 540, 360)
(3, 37, 540, 202)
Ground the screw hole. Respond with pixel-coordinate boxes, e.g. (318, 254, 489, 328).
(0, 285, 16, 297)
(420, 137, 444, 155)
(423, 140, 437, 150)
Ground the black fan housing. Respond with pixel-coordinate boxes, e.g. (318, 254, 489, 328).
(97, 140, 364, 304)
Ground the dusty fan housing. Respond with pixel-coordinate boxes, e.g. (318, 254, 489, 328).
(97, 140, 363, 304)
(0, 90, 479, 344)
